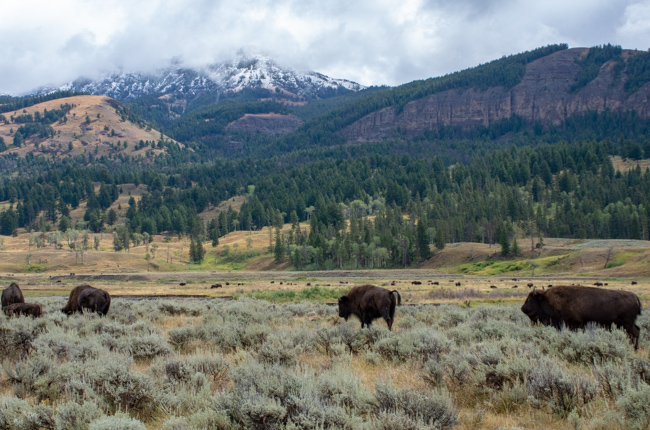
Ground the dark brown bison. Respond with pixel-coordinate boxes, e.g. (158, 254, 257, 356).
(4, 303, 42, 318)
(521, 285, 641, 349)
(2, 283, 25, 309)
(61, 285, 111, 316)
(338, 285, 401, 330)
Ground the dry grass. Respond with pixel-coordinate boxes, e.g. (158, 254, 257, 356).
(611, 155, 650, 172)
(0, 95, 174, 159)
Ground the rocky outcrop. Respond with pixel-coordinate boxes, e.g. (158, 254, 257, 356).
(341, 49, 650, 142)
(225, 113, 302, 135)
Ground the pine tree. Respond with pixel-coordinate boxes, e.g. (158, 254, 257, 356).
(416, 219, 431, 260)
(195, 238, 205, 263)
(498, 224, 510, 257)
(189, 239, 197, 263)
(434, 228, 445, 251)
(511, 237, 520, 257)
(274, 229, 285, 263)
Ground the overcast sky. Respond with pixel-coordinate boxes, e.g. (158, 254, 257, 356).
(1, 0, 649, 95)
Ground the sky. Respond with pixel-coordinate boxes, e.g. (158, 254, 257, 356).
(1, 0, 649, 95)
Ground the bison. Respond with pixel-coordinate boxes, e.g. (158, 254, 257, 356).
(521, 285, 641, 349)
(61, 284, 111, 316)
(1, 283, 25, 309)
(338, 285, 401, 330)
(4, 303, 42, 318)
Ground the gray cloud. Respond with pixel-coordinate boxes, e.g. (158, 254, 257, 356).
(0, 0, 648, 95)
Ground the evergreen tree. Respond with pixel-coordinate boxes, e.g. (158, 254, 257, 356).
(107, 209, 118, 226)
(189, 239, 197, 263)
(511, 237, 520, 257)
(59, 216, 70, 233)
(416, 219, 431, 260)
(498, 224, 510, 257)
(274, 229, 285, 263)
(434, 228, 445, 251)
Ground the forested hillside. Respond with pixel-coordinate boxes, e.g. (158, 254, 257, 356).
(1, 45, 650, 270)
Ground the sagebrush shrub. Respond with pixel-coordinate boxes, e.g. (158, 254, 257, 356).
(54, 400, 102, 430)
(617, 384, 650, 430)
(82, 353, 154, 412)
(373, 383, 458, 430)
(120, 333, 171, 359)
(0, 396, 55, 430)
(555, 325, 631, 365)
(526, 358, 598, 416)
(160, 416, 191, 430)
(88, 413, 146, 430)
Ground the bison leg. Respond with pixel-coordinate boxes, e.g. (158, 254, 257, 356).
(381, 307, 393, 331)
(626, 323, 641, 350)
(362, 314, 373, 329)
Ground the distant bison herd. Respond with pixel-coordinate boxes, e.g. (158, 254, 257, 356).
(0, 279, 645, 350)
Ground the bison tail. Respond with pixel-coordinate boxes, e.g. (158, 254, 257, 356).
(390, 290, 402, 305)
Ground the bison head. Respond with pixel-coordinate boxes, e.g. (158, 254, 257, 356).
(338, 295, 351, 320)
(521, 289, 545, 323)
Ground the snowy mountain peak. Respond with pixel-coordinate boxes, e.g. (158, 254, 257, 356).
(46, 56, 365, 104)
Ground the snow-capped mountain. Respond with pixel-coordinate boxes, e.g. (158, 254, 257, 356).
(47, 55, 364, 103)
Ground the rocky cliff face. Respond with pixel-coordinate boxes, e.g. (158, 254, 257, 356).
(341, 49, 650, 142)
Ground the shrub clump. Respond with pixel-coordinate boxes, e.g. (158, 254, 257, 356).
(88, 413, 147, 430)
(373, 383, 458, 430)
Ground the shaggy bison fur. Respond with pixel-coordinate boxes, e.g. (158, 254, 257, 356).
(4, 303, 42, 318)
(521, 285, 642, 349)
(61, 284, 111, 316)
(1, 283, 25, 309)
(338, 284, 401, 330)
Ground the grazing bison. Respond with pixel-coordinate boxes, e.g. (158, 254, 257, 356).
(61, 285, 111, 316)
(338, 285, 401, 330)
(211, 284, 223, 289)
(4, 303, 42, 318)
(1, 283, 25, 309)
(521, 285, 641, 349)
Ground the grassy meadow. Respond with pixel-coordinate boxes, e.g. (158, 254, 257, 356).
(1, 228, 650, 429)
(2, 293, 650, 429)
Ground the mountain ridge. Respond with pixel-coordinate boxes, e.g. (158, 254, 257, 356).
(37, 55, 365, 115)
(339, 47, 650, 142)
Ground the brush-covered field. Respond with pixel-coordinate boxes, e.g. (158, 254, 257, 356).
(2, 294, 650, 430)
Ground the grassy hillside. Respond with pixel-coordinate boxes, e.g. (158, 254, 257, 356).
(0, 95, 176, 159)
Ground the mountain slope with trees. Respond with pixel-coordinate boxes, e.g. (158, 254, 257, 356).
(1, 45, 650, 271)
